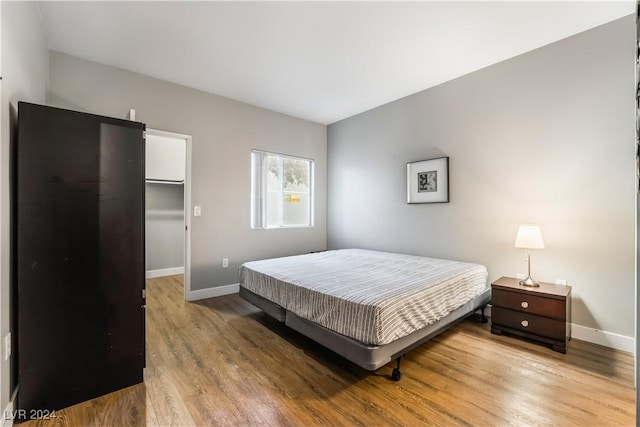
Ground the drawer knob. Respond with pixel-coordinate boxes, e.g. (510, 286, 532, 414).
(521, 320, 529, 327)
(521, 301, 529, 309)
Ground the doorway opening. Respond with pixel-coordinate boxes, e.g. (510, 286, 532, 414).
(145, 128, 192, 300)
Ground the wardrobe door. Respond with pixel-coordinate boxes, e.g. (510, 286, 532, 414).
(15, 102, 145, 419)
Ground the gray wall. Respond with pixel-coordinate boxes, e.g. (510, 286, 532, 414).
(146, 183, 185, 271)
(49, 51, 327, 291)
(328, 16, 635, 338)
(1, 0, 49, 414)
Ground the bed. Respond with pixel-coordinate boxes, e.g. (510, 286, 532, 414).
(239, 249, 490, 380)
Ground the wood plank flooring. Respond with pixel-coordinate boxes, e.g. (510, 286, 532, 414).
(22, 275, 635, 426)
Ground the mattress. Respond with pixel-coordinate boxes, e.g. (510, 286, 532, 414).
(239, 249, 488, 345)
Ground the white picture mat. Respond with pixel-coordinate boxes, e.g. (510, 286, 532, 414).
(407, 157, 449, 203)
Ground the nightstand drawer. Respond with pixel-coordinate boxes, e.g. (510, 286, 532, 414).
(492, 307, 566, 340)
(492, 288, 566, 320)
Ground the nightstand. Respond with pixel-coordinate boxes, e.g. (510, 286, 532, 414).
(490, 276, 571, 353)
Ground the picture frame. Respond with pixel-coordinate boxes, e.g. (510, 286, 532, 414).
(407, 157, 449, 204)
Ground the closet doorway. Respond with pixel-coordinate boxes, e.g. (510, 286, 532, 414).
(145, 129, 192, 300)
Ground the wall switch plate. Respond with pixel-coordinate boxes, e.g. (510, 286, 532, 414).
(4, 333, 10, 361)
(515, 273, 526, 280)
(556, 279, 568, 286)
(194, 206, 202, 217)
(222, 258, 229, 268)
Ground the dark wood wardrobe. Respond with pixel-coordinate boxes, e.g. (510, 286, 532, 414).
(14, 102, 145, 420)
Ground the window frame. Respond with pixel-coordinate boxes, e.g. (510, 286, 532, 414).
(251, 149, 315, 229)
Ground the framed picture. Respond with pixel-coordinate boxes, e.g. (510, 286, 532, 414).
(407, 157, 449, 204)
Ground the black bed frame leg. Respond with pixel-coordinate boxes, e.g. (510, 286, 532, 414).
(391, 356, 403, 381)
(480, 306, 488, 323)
(470, 306, 488, 324)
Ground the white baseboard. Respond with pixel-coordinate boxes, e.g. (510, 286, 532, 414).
(186, 283, 239, 301)
(570, 324, 634, 353)
(146, 267, 184, 279)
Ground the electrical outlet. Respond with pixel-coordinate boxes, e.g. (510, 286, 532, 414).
(515, 273, 526, 280)
(4, 333, 11, 361)
(222, 258, 229, 268)
(556, 279, 568, 286)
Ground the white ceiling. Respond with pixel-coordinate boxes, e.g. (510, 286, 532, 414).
(38, 1, 634, 125)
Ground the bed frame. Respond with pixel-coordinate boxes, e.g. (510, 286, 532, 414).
(239, 286, 490, 380)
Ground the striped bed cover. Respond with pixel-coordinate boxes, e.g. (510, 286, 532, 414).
(239, 249, 488, 345)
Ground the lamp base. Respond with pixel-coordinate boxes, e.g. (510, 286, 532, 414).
(519, 277, 540, 287)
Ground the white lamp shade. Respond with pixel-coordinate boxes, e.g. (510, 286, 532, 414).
(515, 224, 545, 249)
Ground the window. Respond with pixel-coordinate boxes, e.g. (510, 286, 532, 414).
(251, 150, 314, 228)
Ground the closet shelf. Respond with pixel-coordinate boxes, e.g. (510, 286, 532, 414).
(146, 209, 184, 218)
(146, 179, 184, 185)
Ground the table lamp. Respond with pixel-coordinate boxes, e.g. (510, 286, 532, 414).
(515, 224, 544, 287)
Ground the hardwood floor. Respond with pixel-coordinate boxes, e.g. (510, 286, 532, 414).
(22, 275, 635, 426)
